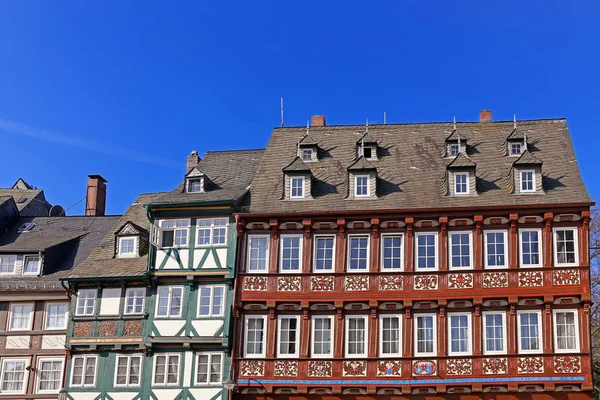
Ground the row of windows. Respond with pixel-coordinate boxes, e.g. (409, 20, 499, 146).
(2, 302, 68, 332)
(289, 175, 371, 199)
(0, 255, 41, 275)
(243, 309, 581, 359)
(75, 285, 226, 318)
(0, 358, 63, 394)
(151, 218, 228, 249)
(70, 353, 223, 388)
(450, 170, 536, 196)
(246, 227, 579, 273)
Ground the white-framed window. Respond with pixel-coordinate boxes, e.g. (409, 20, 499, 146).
(454, 172, 469, 195)
(198, 285, 225, 317)
(0, 359, 28, 394)
(0, 255, 16, 274)
(9, 303, 33, 331)
(354, 175, 370, 197)
(449, 231, 473, 270)
(246, 235, 270, 273)
(448, 143, 460, 157)
(70, 355, 97, 387)
(553, 309, 580, 353)
(510, 142, 522, 156)
(277, 316, 300, 358)
(279, 234, 303, 273)
(520, 170, 535, 193)
(152, 354, 180, 386)
(415, 232, 438, 271)
(244, 316, 267, 358)
(118, 237, 137, 258)
(517, 310, 543, 354)
(195, 352, 223, 385)
(414, 313, 437, 357)
(313, 235, 335, 272)
(483, 312, 507, 355)
(23, 256, 41, 274)
(124, 288, 146, 315)
(154, 219, 190, 248)
(75, 289, 97, 316)
(187, 178, 203, 193)
(114, 355, 142, 387)
(197, 218, 228, 246)
(484, 230, 507, 268)
(347, 235, 370, 272)
(311, 315, 334, 358)
(290, 176, 305, 199)
(553, 228, 579, 266)
(381, 234, 403, 271)
(448, 312, 472, 356)
(379, 314, 402, 357)
(36, 358, 64, 393)
(45, 302, 68, 330)
(345, 315, 368, 358)
(519, 229, 542, 267)
(156, 286, 183, 318)
(301, 148, 313, 161)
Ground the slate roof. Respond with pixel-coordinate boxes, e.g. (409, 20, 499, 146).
(348, 157, 377, 171)
(0, 188, 52, 217)
(67, 193, 163, 280)
(0, 215, 119, 291)
(299, 135, 318, 146)
(247, 119, 591, 213)
(507, 128, 526, 140)
(513, 150, 543, 165)
(149, 149, 264, 207)
(283, 157, 311, 172)
(447, 153, 477, 168)
(445, 129, 468, 142)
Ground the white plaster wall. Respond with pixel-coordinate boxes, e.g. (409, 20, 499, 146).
(99, 288, 122, 315)
(215, 248, 228, 268)
(183, 351, 193, 388)
(5, 335, 30, 349)
(106, 393, 138, 400)
(189, 388, 222, 399)
(69, 392, 101, 400)
(153, 320, 185, 336)
(41, 335, 65, 349)
(152, 389, 183, 400)
(159, 249, 189, 269)
(191, 320, 223, 336)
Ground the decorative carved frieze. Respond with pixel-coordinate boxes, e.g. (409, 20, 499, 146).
(482, 358, 508, 374)
(342, 360, 367, 377)
(517, 357, 544, 374)
(448, 273, 474, 289)
(446, 359, 472, 375)
(308, 361, 332, 377)
(273, 360, 298, 377)
(98, 321, 117, 337)
(377, 360, 402, 376)
(73, 322, 92, 337)
(482, 272, 508, 288)
(243, 276, 268, 291)
(344, 275, 369, 291)
(553, 269, 581, 286)
(412, 360, 437, 376)
(554, 356, 581, 373)
(413, 275, 438, 290)
(240, 360, 265, 376)
(277, 276, 301, 292)
(310, 276, 335, 291)
(518, 271, 544, 287)
(378, 275, 404, 291)
(124, 321, 142, 336)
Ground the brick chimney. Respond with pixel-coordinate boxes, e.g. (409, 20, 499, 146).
(85, 175, 107, 216)
(311, 115, 326, 127)
(187, 150, 200, 172)
(480, 110, 492, 122)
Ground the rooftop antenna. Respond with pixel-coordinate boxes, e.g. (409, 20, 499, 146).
(383, 112, 387, 125)
(513, 113, 517, 130)
(280, 98, 284, 127)
(366, 118, 369, 134)
(306, 120, 310, 136)
(453, 115, 457, 131)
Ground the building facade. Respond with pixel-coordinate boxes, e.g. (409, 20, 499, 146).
(232, 113, 594, 399)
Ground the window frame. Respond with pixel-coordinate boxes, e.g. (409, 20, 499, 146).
(553, 227, 579, 267)
(344, 315, 368, 358)
(517, 310, 543, 354)
(510, 142, 522, 156)
(35, 357, 64, 394)
(194, 352, 223, 386)
(124, 287, 146, 315)
(8, 303, 34, 331)
(312, 234, 336, 273)
(301, 148, 313, 162)
(155, 286, 184, 318)
(196, 218, 229, 247)
(310, 315, 334, 359)
(484, 230, 508, 269)
(553, 309, 580, 353)
(44, 302, 69, 330)
(70, 355, 98, 388)
(276, 315, 301, 358)
(197, 284, 226, 318)
(520, 169, 536, 193)
(152, 353, 180, 386)
(519, 228, 543, 268)
(454, 172, 470, 195)
(414, 232, 438, 272)
(75, 289, 97, 317)
(482, 311, 507, 355)
(279, 234, 303, 273)
(290, 176, 305, 199)
(187, 178, 204, 193)
(22, 255, 41, 275)
(346, 234, 370, 272)
(0, 255, 16, 275)
(118, 236, 138, 258)
(414, 313, 437, 357)
(447, 312, 472, 356)
(448, 231, 473, 270)
(380, 234, 404, 272)
(379, 314, 403, 357)
(244, 315, 268, 358)
(448, 143, 460, 157)
(0, 358, 29, 394)
(246, 234, 270, 273)
(153, 219, 191, 249)
(114, 354, 143, 388)
(354, 174, 370, 198)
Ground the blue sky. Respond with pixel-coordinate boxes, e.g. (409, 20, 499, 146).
(1, 1, 599, 214)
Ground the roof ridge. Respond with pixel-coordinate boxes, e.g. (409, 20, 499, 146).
(274, 118, 566, 129)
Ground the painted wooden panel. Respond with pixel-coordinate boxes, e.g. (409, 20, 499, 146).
(189, 388, 224, 399)
(41, 334, 65, 349)
(183, 351, 193, 388)
(153, 320, 186, 336)
(5, 335, 30, 348)
(105, 393, 138, 400)
(191, 320, 224, 337)
(68, 392, 102, 400)
(99, 288, 122, 315)
(152, 389, 184, 399)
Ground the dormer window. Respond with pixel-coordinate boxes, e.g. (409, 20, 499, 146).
(188, 178, 204, 193)
(347, 157, 377, 199)
(520, 170, 535, 193)
(448, 144, 460, 157)
(510, 142, 522, 156)
(356, 133, 378, 161)
(454, 173, 469, 195)
(298, 134, 319, 162)
(0, 255, 16, 274)
(444, 128, 467, 158)
(446, 153, 477, 196)
(118, 236, 138, 258)
(184, 167, 211, 193)
(23, 256, 40, 274)
(290, 176, 305, 199)
(355, 175, 370, 197)
(283, 157, 312, 200)
(512, 150, 543, 195)
(301, 149, 313, 162)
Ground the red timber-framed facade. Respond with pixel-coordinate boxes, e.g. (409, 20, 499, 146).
(231, 113, 594, 400)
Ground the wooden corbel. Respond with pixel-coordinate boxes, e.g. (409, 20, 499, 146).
(474, 215, 483, 235)
(439, 216, 448, 237)
(337, 218, 345, 238)
(371, 218, 380, 239)
(406, 217, 414, 238)
(235, 214, 245, 235)
(509, 213, 518, 234)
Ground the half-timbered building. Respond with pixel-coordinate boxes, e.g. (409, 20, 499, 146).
(233, 112, 594, 400)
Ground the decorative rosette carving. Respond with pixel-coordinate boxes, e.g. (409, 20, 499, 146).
(73, 322, 92, 337)
(344, 275, 369, 291)
(243, 276, 268, 291)
(413, 275, 438, 290)
(310, 276, 335, 291)
(482, 358, 508, 374)
(277, 276, 301, 291)
(377, 360, 402, 376)
(482, 272, 508, 288)
(554, 356, 581, 373)
(446, 359, 472, 375)
(448, 273, 474, 289)
(342, 360, 367, 376)
(553, 269, 581, 286)
(240, 360, 265, 376)
(274, 360, 298, 377)
(518, 271, 544, 287)
(378, 275, 404, 291)
(517, 357, 544, 374)
(308, 361, 332, 377)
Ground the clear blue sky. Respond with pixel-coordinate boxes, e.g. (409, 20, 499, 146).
(1, 1, 599, 215)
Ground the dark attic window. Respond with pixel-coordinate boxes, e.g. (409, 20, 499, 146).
(363, 147, 372, 159)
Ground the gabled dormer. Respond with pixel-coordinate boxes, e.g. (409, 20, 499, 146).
(298, 135, 319, 162)
(282, 157, 313, 200)
(512, 150, 543, 194)
(446, 153, 477, 196)
(444, 128, 467, 158)
(115, 221, 149, 258)
(347, 157, 377, 199)
(506, 116, 528, 156)
(184, 167, 212, 193)
(356, 133, 378, 160)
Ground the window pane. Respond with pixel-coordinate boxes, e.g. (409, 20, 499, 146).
(382, 236, 402, 270)
(281, 236, 301, 271)
(248, 237, 268, 271)
(314, 237, 334, 271)
(348, 237, 368, 270)
(416, 234, 436, 269)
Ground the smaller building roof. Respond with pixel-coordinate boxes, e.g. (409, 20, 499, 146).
(298, 135, 318, 146)
(513, 150, 542, 166)
(507, 128, 526, 140)
(445, 129, 468, 142)
(348, 156, 377, 171)
(283, 157, 311, 173)
(356, 132, 377, 145)
(447, 153, 477, 168)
